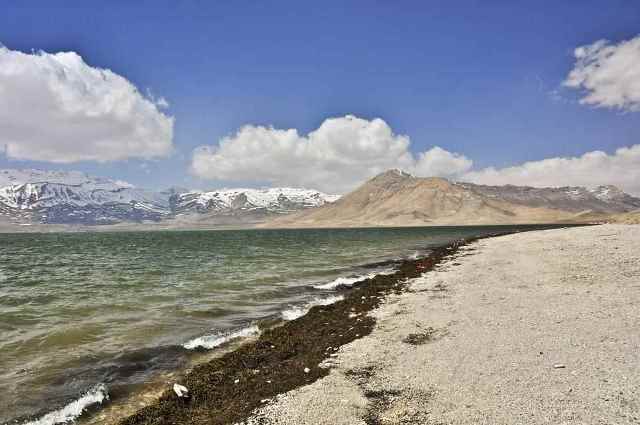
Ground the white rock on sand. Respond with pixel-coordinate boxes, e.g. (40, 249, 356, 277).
(172, 383, 189, 398)
(241, 224, 640, 424)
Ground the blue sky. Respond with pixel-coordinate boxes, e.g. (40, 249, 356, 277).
(1, 1, 639, 193)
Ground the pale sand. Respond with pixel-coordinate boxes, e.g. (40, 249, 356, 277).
(241, 225, 640, 424)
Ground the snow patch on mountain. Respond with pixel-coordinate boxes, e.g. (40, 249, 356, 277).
(173, 188, 340, 214)
(0, 169, 169, 224)
(589, 185, 623, 202)
(0, 169, 341, 225)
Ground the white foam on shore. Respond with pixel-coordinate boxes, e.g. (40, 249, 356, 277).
(408, 251, 421, 260)
(313, 269, 396, 290)
(23, 384, 109, 425)
(183, 325, 260, 350)
(282, 295, 344, 321)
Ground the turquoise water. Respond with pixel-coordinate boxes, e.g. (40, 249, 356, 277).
(0, 225, 563, 423)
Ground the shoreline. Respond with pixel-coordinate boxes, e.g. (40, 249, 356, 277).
(114, 228, 542, 425)
(241, 224, 640, 424)
(11, 224, 584, 425)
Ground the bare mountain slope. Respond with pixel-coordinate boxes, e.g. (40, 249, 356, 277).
(456, 182, 640, 213)
(264, 170, 579, 228)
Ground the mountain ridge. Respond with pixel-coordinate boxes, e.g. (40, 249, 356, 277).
(1, 168, 638, 228)
(456, 181, 640, 213)
(0, 169, 339, 225)
(263, 170, 640, 228)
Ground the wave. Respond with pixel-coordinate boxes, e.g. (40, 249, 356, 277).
(281, 295, 344, 321)
(313, 269, 396, 290)
(183, 325, 260, 350)
(23, 384, 109, 425)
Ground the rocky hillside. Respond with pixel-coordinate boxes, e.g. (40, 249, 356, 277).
(456, 182, 640, 213)
(264, 170, 640, 228)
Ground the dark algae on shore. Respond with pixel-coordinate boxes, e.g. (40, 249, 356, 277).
(119, 234, 495, 425)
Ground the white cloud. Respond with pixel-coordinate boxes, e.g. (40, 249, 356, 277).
(414, 146, 472, 178)
(564, 35, 640, 111)
(191, 115, 640, 196)
(0, 45, 174, 163)
(191, 115, 472, 193)
(462, 145, 640, 196)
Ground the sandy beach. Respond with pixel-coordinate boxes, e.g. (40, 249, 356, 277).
(241, 225, 640, 424)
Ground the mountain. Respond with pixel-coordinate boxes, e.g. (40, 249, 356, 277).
(456, 182, 640, 213)
(0, 169, 339, 226)
(0, 169, 170, 225)
(263, 170, 640, 228)
(1, 168, 637, 228)
(171, 188, 339, 214)
(165, 188, 340, 226)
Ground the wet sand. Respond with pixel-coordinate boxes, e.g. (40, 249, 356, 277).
(241, 224, 640, 424)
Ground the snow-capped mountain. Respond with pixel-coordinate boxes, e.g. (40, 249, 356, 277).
(172, 188, 341, 214)
(0, 169, 170, 225)
(0, 169, 340, 225)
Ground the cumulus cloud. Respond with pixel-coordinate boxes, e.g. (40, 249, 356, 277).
(413, 146, 472, 178)
(191, 114, 640, 196)
(0, 45, 174, 163)
(462, 145, 640, 196)
(191, 115, 472, 193)
(564, 35, 640, 111)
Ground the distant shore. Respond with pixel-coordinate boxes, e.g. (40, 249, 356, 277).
(0, 220, 596, 234)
